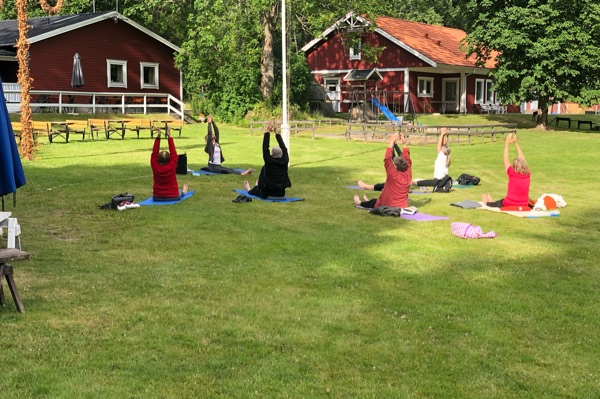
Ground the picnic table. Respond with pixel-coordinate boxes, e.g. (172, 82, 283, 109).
(0, 248, 30, 313)
(553, 117, 571, 128)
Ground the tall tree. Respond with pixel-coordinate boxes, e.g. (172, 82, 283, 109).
(463, 0, 600, 128)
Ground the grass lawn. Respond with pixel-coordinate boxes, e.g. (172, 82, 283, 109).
(2, 113, 600, 398)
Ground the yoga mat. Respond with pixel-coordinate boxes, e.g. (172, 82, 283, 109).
(355, 205, 448, 221)
(476, 202, 560, 218)
(401, 212, 448, 221)
(450, 199, 482, 209)
(453, 184, 474, 189)
(139, 190, 195, 206)
(192, 168, 247, 176)
(233, 189, 304, 203)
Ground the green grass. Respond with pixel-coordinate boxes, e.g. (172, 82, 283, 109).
(2, 114, 600, 398)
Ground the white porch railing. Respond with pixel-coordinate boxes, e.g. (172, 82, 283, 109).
(2, 84, 184, 119)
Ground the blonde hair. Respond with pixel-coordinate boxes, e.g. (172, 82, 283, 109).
(513, 157, 529, 174)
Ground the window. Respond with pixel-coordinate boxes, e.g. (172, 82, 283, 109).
(140, 62, 159, 89)
(486, 81, 495, 103)
(475, 79, 485, 104)
(418, 77, 434, 97)
(349, 44, 361, 60)
(107, 60, 127, 88)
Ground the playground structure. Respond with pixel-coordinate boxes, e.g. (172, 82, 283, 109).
(315, 69, 417, 126)
(347, 88, 417, 126)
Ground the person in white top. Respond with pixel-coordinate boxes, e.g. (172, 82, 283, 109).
(357, 128, 450, 191)
(410, 127, 451, 187)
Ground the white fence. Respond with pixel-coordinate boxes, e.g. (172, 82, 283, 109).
(2, 83, 184, 119)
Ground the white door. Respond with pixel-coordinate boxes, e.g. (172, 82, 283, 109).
(324, 78, 341, 113)
(442, 79, 459, 113)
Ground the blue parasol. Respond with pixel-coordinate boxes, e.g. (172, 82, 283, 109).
(0, 78, 26, 209)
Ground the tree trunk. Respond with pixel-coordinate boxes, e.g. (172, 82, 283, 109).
(259, 4, 278, 100)
(536, 96, 551, 130)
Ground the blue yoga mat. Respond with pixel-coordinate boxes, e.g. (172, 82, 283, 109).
(233, 189, 304, 203)
(192, 168, 247, 176)
(139, 190, 195, 206)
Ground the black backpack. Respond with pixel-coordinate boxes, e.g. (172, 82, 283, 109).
(433, 175, 453, 193)
(457, 173, 481, 186)
(176, 153, 188, 175)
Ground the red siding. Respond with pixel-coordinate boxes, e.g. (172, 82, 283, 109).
(29, 19, 179, 98)
(305, 31, 429, 71)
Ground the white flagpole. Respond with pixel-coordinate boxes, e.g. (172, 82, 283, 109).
(281, 0, 290, 156)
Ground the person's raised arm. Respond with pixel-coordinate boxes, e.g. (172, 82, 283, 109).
(388, 132, 399, 149)
(166, 127, 176, 156)
(262, 131, 271, 161)
(437, 127, 448, 153)
(152, 128, 161, 155)
(503, 133, 513, 170)
(514, 136, 525, 161)
(210, 115, 220, 143)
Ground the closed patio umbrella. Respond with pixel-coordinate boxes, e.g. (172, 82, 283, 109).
(0, 79, 26, 210)
(71, 53, 85, 88)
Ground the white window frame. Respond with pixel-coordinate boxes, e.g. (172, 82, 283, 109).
(486, 81, 495, 104)
(418, 77, 434, 98)
(140, 62, 159, 89)
(349, 44, 361, 60)
(107, 59, 127, 88)
(475, 79, 485, 104)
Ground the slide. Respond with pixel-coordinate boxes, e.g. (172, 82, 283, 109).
(370, 98, 402, 125)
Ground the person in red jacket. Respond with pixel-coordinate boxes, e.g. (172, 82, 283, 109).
(151, 127, 188, 201)
(482, 133, 530, 207)
(354, 132, 412, 209)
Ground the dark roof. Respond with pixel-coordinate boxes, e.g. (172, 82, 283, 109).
(0, 12, 112, 46)
(343, 69, 383, 82)
(0, 11, 179, 51)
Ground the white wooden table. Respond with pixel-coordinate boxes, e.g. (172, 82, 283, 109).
(0, 212, 21, 250)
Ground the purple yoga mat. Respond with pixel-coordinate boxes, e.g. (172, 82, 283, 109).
(401, 212, 449, 221)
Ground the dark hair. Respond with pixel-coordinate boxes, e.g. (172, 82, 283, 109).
(158, 151, 170, 164)
(393, 156, 408, 171)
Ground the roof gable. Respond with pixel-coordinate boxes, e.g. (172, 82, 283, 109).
(301, 13, 494, 69)
(0, 12, 179, 52)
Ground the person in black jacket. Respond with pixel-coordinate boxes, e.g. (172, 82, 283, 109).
(243, 121, 291, 198)
(203, 115, 253, 175)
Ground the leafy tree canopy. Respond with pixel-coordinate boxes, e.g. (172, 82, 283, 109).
(463, 0, 600, 125)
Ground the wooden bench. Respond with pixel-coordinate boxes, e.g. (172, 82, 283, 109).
(65, 119, 89, 139)
(48, 121, 86, 143)
(124, 119, 154, 138)
(0, 248, 29, 313)
(10, 121, 23, 142)
(577, 120, 595, 129)
(87, 119, 108, 139)
(167, 120, 184, 137)
(553, 117, 571, 128)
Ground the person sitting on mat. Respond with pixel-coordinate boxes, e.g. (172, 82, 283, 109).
(204, 115, 253, 175)
(243, 121, 291, 198)
(151, 127, 189, 201)
(354, 132, 412, 209)
(482, 133, 530, 208)
(357, 128, 450, 190)
(411, 127, 451, 187)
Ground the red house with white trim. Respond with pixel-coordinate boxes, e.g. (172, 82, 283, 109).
(301, 13, 518, 116)
(0, 11, 183, 116)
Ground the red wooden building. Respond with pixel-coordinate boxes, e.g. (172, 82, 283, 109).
(301, 13, 518, 116)
(0, 11, 182, 116)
